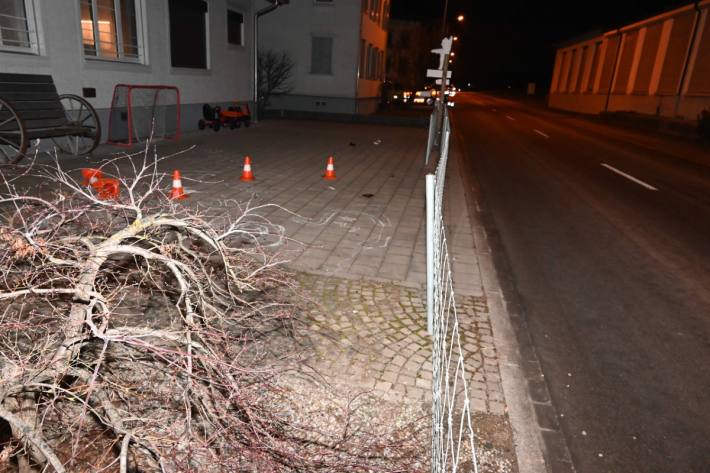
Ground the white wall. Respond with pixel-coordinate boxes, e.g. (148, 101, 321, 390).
(259, 2, 360, 102)
(0, 0, 255, 127)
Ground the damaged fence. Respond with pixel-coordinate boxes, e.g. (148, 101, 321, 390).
(426, 104, 479, 473)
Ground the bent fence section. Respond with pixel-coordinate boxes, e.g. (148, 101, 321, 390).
(426, 106, 479, 473)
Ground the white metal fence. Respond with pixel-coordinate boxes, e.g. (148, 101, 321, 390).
(426, 104, 479, 473)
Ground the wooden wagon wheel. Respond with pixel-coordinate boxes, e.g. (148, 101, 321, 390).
(52, 94, 101, 156)
(0, 98, 28, 165)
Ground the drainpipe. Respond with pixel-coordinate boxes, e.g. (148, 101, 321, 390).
(253, 0, 289, 123)
(674, 1, 702, 118)
(604, 29, 622, 113)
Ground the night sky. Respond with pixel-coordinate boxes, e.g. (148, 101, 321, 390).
(391, 0, 692, 91)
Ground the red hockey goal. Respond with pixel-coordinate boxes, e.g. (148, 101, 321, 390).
(107, 84, 181, 147)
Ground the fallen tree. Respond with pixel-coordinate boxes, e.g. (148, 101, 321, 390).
(0, 148, 422, 472)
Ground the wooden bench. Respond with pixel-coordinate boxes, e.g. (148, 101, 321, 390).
(0, 73, 101, 164)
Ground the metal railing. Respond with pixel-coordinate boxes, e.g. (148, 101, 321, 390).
(426, 103, 479, 473)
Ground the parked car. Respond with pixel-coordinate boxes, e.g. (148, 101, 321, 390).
(413, 88, 438, 106)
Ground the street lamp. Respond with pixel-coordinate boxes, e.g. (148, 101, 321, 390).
(453, 36, 459, 41)
(457, 14, 464, 22)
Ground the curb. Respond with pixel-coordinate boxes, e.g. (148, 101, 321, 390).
(448, 115, 561, 473)
(262, 110, 430, 128)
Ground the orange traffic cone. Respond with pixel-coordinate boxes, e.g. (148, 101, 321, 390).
(81, 168, 103, 187)
(240, 156, 254, 182)
(169, 169, 188, 200)
(96, 178, 120, 200)
(323, 156, 336, 180)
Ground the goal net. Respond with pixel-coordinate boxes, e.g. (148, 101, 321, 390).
(107, 84, 181, 146)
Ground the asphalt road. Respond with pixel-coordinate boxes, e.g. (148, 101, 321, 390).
(451, 93, 710, 473)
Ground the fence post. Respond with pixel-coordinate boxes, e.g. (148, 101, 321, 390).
(425, 113, 435, 165)
(425, 173, 435, 335)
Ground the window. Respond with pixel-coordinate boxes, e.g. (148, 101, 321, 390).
(368, 0, 380, 20)
(379, 50, 384, 80)
(227, 9, 243, 46)
(311, 36, 332, 74)
(81, 0, 143, 61)
(365, 43, 372, 78)
(359, 39, 366, 78)
(0, 0, 38, 53)
(169, 0, 208, 69)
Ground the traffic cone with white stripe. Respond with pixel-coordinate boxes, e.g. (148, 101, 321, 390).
(323, 156, 336, 180)
(240, 156, 254, 182)
(169, 169, 188, 200)
(81, 168, 103, 187)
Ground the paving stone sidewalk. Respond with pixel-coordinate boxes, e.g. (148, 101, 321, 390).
(76, 120, 505, 415)
(295, 273, 506, 415)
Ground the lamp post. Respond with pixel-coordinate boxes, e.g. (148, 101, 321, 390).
(253, 0, 289, 123)
(441, 0, 449, 36)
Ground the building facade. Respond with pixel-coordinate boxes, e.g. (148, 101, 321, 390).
(548, 0, 710, 120)
(386, 19, 438, 91)
(0, 0, 259, 140)
(259, 0, 389, 114)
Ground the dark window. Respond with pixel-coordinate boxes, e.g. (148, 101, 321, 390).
(169, 0, 208, 69)
(227, 9, 243, 45)
(311, 36, 333, 74)
(360, 39, 366, 78)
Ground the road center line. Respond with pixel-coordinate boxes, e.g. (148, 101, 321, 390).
(534, 129, 549, 138)
(506, 115, 515, 121)
(601, 163, 658, 191)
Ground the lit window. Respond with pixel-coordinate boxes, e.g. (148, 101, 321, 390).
(227, 9, 243, 46)
(311, 36, 332, 75)
(81, 0, 143, 62)
(0, 0, 39, 54)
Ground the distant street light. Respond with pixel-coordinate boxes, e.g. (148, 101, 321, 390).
(457, 14, 464, 22)
(450, 51, 455, 56)
(453, 36, 459, 41)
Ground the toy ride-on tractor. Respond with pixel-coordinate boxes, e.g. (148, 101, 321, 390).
(198, 103, 251, 131)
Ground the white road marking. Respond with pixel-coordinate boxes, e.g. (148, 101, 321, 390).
(534, 129, 549, 138)
(506, 115, 515, 121)
(601, 163, 658, 191)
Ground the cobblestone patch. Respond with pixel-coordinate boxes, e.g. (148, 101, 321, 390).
(295, 273, 505, 414)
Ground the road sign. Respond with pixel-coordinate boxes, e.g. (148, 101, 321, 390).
(435, 79, 450, 85)
(427, 69, 452, 79)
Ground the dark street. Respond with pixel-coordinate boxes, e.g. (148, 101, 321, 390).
(453, 92, 710, 473)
